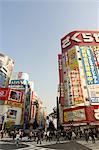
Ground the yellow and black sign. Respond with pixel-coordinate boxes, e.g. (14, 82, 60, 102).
(5, 100, 23, 108)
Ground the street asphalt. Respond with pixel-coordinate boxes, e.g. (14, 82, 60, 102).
(0, 143, 28, 150)
(38, 141, 91, 150)
(0, 140, 92, 150)
(0, 137, 99, 150)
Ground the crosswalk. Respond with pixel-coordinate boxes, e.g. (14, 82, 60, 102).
(77, 140, 99, 150)
(20, 141, 57, 150)
(0, 141, 57, 150)
(0, 139, 99, 150)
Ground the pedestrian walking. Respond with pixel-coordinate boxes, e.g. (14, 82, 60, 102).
(84, 129, 89, 143)
(46, 130, 50, 142)
(56, 130, 60, 143)
(15, 132, 20, 147)
(37, 130, 42, 144)
(72, 131, 76, 140)
(28, 131, 33, 140)
(19, 130, 23, 141)
(0, 130, 4, 139)
(89, 129, 95, 143)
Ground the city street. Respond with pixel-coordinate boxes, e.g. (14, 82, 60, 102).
(0, 137, 99, 150)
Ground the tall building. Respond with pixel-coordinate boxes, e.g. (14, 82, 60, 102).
(59, 30, 99, 128)
(0, 53, 14, 129)
(0, 53, 14, 88)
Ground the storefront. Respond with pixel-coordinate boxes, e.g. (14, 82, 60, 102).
(63, 105, 99, 128)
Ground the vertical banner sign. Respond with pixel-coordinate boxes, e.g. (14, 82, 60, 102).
(80, 46, 99, 103)
(24, 87, 31, 129)
(80, 46, 99, 85)
(62, 53, 70, 106)
(90, 46, 99, 69)
(68, 48, 83, 105)
(58, 54, 64, 106)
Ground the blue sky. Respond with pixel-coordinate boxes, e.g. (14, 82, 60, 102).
(0, 0, 98, 113)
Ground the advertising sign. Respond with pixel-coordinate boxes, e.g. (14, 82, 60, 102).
(0, 88, 9, 100)
(61, 31, 99, 52)
(68, 48, 84, 105)
(8, 89, 23, 103)
(62, 53, 69, 106)
(63, 105, 99, 124)
(24, 88, 31, 124)
(68, 48, 78, 70)
(90, 46, 99, 68)
(7, 109, 17, 120)
(10, 72, 29, 81)
(88, 85, 99, 103)
(58, 54, 64, 106)
(9, 79, 28, 90)
(85, 105, 99, 122)
(63, 107, 86, 123)
(5, 100, 23, 108)
(80, 46, 99, 85)
(0, 88, 23, 105)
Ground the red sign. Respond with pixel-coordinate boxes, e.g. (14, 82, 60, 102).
(8, 89, 24, 103)
(0, 88, 24, 103)
(61, 30, 99, 52)
(63, 105, 99, 124)
(0, 88, 10, 100)
(85, 105, 99, 122)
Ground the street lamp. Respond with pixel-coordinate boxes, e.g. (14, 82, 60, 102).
(56, 89, 60, 130)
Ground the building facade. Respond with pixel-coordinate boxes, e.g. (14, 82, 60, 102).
(59, 30, 99, 127)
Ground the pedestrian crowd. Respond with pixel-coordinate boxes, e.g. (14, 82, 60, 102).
(0, 127, 99, 145)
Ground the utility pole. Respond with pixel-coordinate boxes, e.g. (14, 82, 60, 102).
(56, 94, 60, 130)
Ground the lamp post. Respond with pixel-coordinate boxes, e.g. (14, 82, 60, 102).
(56, 90, 60, 130)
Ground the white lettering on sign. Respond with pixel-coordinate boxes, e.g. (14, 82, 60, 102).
(82, 33, 93, 42)
(62, 36, 71, 48)
(94, 108, 99, 120)
(93, 33, 99, 42)
(10, 80, 27, 85)
(62, 32, 99, 49)
(0, 91, 5, 97)
(71, 32, 81, 42)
